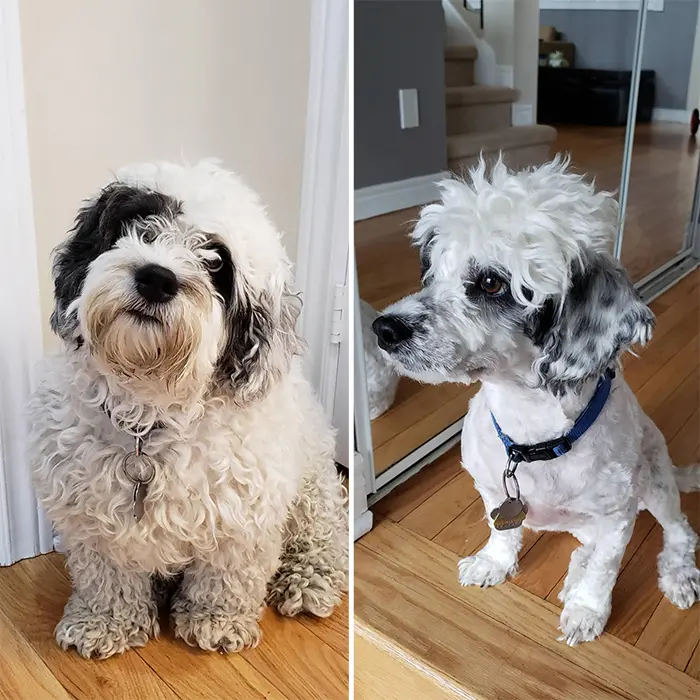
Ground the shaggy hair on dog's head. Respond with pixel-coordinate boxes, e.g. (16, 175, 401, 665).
(374, 156, 654, 394)
(51, 160, 302, 411)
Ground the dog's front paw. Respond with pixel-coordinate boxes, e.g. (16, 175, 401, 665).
(558, 604, 608, 645)
(458, 553, 512, 588)
(659, 566, 700, 609)
(267, 562, 345, 618)
(56, 596, 158, 659)
(172, 606, 262, 653)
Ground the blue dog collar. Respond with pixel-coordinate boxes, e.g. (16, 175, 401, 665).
(491, 368, 615, 464)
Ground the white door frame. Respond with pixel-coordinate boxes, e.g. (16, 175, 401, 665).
(296, 0, 350, 464)
(0, 0, 54, 565)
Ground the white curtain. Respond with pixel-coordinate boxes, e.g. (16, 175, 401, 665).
(0, 0, 54, 565)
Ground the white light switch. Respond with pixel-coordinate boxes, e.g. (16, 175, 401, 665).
(399, 89, 419, 129)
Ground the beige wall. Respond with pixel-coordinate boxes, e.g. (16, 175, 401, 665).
(19, 0, 311, 346)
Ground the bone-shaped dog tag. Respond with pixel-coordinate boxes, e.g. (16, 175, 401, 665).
(490, 497, 528, 531)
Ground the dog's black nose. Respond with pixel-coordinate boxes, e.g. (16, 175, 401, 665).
(134, 264, 179, 304)
(372, 315, 413, 350)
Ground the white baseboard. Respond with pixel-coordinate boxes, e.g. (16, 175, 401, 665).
(652, 108, 688, 124)
(512, 103, 534, 127)
(354, 510, 373, 541)
(496, 64, 514, 89)
(354, 171, 449, 221)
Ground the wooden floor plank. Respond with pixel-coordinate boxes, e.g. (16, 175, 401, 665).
(431, 497, 490, 557)
(135, 637, 285, 700)
(634, 490, 700, 668)
(0, 551, 348, 700)
(373, 445, 462, 522)
(373, 390, 471, 474)
(297, 597, 349, 660)
(0, 554, 179, 700)
(606, 525, 664, 644)
(668, 408, 700, 466)
(0, 607, 73, 700)
(514, 531, 579, 599)
(651, 368, 700, 443)
(357, 521, 700, 700)
(635, 596, 700, 672)
(242, 609, 348, 700)
(633, 335, 699, 416)
(357, 545, 629, 700)
(401, 471, 480, 539)
(355, 631, 466, 700)
(687, 640, 700, 680)
(624, 303, 699, 392)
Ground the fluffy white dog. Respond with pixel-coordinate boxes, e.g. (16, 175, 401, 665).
(372, 157, 700, 645)
(29, 160, 347, 659)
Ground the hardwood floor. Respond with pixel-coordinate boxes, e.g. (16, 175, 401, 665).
(0, 553, 348, 700)
(550, 122, 698, 283)
(356, 269, 700, 699)
(356, 122, 698, 476)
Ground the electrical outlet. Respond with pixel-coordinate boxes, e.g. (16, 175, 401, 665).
(399, 89, 419, 129)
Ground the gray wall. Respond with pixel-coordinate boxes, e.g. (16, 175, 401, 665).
(355, 0, 447, 188)
(541, 1, 699, 109)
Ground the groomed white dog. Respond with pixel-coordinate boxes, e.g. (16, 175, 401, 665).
(372, 156, 700, 645)
(29, 160, 347, 659)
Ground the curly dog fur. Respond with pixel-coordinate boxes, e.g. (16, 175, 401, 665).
(29, 160, 347, 658)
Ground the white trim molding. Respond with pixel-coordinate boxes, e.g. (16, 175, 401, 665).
(354, 171, 449, 221)
(296, 0, 349, 446)
(512, 103, 534, 127)
(539, 1, 663, 10)
(0, 0, 54, 565)
(353, 453, 373, 541)
(496, 65, 514, 89)
(652, 108, 689, 124)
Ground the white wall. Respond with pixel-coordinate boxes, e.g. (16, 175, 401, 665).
(19, 0, 311, 346)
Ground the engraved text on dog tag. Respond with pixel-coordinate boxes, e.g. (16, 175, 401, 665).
(490, 497, 528, 531)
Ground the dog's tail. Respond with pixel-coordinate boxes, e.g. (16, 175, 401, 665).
(674, 464, 700, 492)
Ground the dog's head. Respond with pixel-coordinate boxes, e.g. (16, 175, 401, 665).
(372, 157, 654, 394)
(52, 160, 302, 407)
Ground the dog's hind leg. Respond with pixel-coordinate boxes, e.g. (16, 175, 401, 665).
(55, 542, 158, 659)
(266, 460, 348, 618)
(641, 419, 700, 609)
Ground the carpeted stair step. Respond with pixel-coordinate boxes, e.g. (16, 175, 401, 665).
(445, 44, 478, 88)
(447, 125, 557, 174)
(446, 86, 519, 136)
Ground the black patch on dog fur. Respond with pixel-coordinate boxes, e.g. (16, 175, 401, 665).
(214, 290, 274, 389)
(51, 184, 181, 339)
(419, 230, 436, 285)
(535, 253, 654, 394)
(204, 239, 235, 308)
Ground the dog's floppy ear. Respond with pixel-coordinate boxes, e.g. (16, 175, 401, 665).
(531, 252, 654, 394)
(51, 184, 178, 341)
(215, 274, 304, 404)
(418, 230, 436, 284)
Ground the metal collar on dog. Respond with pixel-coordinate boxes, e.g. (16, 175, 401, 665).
(491, 367, 615, 464)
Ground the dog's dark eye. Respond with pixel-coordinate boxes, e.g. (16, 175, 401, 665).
(204, 255, 223, 273)
(478, 273, 507, 297)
